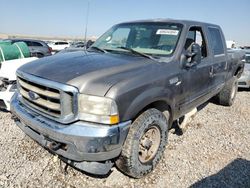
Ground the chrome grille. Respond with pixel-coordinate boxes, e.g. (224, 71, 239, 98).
(17, 72, 78, 123)
(18, 77, 61, 117)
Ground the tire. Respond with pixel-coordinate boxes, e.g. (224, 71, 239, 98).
(217, 76, 238, 106)
(32, 52, 44, 58)
(36, 53, 44, 58)
(115, 108, 169, 178)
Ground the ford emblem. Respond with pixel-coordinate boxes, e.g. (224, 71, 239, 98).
(28, 91, 40, 101)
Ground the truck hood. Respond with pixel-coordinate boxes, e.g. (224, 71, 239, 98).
(18, 51, 157, 96)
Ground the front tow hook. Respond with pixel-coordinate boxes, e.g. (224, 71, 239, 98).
(11, 114, 20, 122)
(48, 142, 63, 151)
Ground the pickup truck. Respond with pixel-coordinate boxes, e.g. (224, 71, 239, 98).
(11, 19, 244, 178)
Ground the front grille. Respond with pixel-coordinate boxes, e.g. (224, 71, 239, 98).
(17, 72, 78, 123)
(18, 77, 61, 117)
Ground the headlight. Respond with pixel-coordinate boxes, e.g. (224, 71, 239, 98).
(78, 94, 119, 125)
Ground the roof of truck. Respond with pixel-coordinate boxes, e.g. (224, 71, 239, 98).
(119, 18, 220, 28)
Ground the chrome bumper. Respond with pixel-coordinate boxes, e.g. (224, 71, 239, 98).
(10, 94, 131, 162)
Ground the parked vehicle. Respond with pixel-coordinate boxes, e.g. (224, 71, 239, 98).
(238, 50, 250, 88)
(3, 39, 52, 58)
(56, 40, 95, 54)
(11, 19, 244, 178)
(226, 40, 236, 49)
(48, 41, 70, 53)
(0, 57, 37, 110)
(70, 41, 85, 48)
(56, 47, 85, 54)
(0, 41, 37, 110)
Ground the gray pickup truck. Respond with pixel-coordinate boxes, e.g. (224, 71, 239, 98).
(11, 19, 244, 178)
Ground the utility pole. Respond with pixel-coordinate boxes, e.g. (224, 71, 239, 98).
(84, 0, 90, 47)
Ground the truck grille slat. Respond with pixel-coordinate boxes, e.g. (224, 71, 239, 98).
(22, 97, 61, 117)
(20, 88, 61, 111)
(19, 78, 60, 99)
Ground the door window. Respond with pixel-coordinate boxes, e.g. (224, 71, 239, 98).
(185, 27, 208, 58)
(208, 27, 224, 55)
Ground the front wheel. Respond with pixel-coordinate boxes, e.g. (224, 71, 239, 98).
(115, 108, 169, 178)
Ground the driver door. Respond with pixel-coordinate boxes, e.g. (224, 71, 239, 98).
(179, 26, 212, 112)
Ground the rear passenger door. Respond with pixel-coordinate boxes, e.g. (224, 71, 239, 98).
(207, 27, 228, 90)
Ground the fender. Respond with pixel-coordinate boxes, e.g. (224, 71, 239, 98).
(121, 86, 175, 122)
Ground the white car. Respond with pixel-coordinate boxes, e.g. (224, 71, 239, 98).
(0, 57, 37, 111)
(48, 41, 70, 53)
(238, 51, 250, 88)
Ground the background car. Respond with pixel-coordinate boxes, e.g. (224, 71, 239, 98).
(3, 39, 52, 58)
(238, 50, 250, 89)
(48, 41, 70, 53)
(70, 41, 85, 48)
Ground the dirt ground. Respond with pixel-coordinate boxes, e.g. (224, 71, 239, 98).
(0, 90, 249, 188)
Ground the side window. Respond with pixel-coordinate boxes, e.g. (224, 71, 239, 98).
(31, 42, 43, 47)
(59, 42, 68, 45)
(185, 27, 207, 58)
(208, 27, 224, 55)
(246, 55, 250, 64)
(25, 41, 33, 46)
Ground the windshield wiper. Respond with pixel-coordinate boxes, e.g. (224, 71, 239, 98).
(116, 46, 156, 60)
(88, 46, 107, 53)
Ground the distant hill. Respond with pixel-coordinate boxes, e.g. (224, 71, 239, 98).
(0, 33, 97, 41)
(0, 33, 8, 39)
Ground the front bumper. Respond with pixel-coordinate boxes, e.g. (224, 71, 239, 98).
(10, 94, 131, 162)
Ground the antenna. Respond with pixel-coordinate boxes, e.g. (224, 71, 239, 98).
(84, 0, 90, 48)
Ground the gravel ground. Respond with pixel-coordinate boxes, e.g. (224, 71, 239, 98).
(0, 90, 249, 188)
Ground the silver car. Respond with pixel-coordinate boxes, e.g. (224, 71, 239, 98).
(238, 50, 250, 89)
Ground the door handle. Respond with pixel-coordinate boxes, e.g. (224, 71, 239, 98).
(209, 66, 214, 77)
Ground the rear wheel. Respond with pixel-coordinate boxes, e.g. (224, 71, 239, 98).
(32, 52, 44, 58)
(116, 108, 169, 178)
(216, 76, 238, 106)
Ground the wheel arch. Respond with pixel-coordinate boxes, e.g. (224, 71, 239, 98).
(234, 66, 243, 78)
(123, 99, 174, 129)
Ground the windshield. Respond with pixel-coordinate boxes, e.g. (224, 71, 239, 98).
(92, 22, 183, 57)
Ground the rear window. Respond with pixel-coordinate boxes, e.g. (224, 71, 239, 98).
(24, 41, 33, 46)
(208, 27, 224, 55)
(55, 42, 68, 45)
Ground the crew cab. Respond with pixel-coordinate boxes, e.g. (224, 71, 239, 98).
(11, 19, 244, 178)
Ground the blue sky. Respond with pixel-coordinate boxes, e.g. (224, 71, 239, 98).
(1, 0, 250, 45)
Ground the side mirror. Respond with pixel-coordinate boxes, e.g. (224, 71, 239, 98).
(182, 43, 202, 68)
(86, 40, 94, 49)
